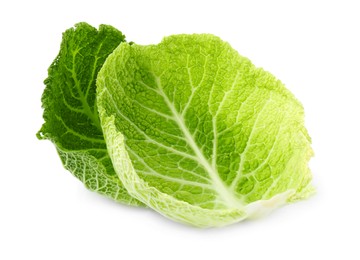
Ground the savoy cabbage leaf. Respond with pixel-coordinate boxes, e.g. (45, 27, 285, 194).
(97, 34, 314, 227)
(37, 23, 143, 206)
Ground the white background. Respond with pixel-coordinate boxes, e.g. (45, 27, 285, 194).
(1, 0, 359, 259)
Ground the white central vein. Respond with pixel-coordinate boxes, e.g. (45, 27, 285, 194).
(155, 76, 240, 207)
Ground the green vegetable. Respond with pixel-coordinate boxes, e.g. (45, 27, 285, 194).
(37, 23, 143, 206)
(97, 34, 314, 227)
(38, 23, 313, 227)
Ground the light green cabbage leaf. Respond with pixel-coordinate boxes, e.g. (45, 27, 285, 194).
(37, 23, 143, 206)
(97, 34, 314, 227)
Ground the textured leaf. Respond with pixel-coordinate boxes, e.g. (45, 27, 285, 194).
(97, 34, 313, 226)
(37, 23, 143, 206)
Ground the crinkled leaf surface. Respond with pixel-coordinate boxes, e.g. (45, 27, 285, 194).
(97, 34, 314, 227)
(37, 23, 143, 206)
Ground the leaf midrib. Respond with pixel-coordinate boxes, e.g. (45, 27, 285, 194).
(155, 76, 241, 208)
